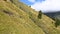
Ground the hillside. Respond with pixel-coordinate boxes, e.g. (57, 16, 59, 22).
(44, 11, 60, 20)
(44, 11, 60, 29)
(0, 0, 60, 34)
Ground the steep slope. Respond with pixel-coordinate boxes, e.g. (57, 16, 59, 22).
(0, 0, 60, 34)
(0, 0, 45, 34)
(44, 11, 60, 30)
(11, 0, 60, 34)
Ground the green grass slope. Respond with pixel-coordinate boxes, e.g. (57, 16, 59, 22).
(0, 0, 60, 34)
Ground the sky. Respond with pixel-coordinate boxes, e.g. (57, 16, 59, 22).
(20, 0, 60, 12)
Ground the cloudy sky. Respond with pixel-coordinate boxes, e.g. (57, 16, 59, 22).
(20, 0, 60, 12)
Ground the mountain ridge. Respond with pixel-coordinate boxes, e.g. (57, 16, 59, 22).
(44, 11, 60, 20)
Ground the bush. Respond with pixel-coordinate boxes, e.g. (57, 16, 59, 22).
(55, 18, 60, 27)
(38, 10, 42, 19)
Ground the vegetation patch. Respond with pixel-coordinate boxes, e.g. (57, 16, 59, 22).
(38, 10, 42, 19)
(3, 10, 13, 16)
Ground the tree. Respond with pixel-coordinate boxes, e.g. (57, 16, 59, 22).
(29, 6, 31, 7)
(55, 17, 60, 27)
(38, 10, 42, 19)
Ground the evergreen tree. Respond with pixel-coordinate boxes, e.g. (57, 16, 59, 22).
(29, 6, 31, 7)
(38, 10, 42, 19)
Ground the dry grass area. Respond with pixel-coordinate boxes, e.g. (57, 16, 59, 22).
(0, 0, 60, 34)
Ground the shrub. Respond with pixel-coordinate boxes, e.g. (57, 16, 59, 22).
(55, 18, 60, 27)
(38, 10, 42, 19)
(29, 6, 31, 7)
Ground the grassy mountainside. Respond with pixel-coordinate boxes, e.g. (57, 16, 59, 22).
(0, 0, 60, 34)
(44, 11, 60, 30)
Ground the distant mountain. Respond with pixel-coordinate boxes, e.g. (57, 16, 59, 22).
(44, 11, 60, 20)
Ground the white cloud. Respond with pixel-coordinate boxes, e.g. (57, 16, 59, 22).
(31, 0, 60, 12)
(28, 0, 35, 2)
